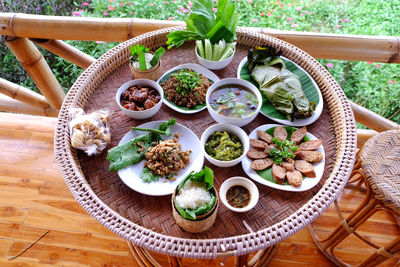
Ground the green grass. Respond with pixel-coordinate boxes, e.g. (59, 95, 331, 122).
(1, 0, 399, 124)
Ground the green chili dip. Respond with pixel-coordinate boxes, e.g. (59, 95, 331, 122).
(205, 131, 243, 161)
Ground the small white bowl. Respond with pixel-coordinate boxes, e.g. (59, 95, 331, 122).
(206, 78, 262, 127)
(219, 176, 259, 213)
(195, 47, 235, 70)
(116, 79, 163, 119)
(201, 123, 249, 167)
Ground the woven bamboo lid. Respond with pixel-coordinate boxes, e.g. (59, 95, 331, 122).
(54, 27, 357, 258)
(360, 130, 400, 214)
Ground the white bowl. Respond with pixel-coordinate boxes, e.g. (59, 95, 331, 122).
(116, 79, 163, 119)
(206, 78, 262, 127)
(219, 176, 259, 213)
(195, 47, 235, 70)
(200, 123, 249, 167)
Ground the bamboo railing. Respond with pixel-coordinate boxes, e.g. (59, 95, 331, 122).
(0, 13, 399, 140)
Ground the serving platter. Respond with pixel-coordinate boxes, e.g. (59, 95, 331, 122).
(242, 124, 325, 192)
(157, 63, 220, 114)
(57, 28, 357, 258)
(117, 121, 204, 196)
(237, 56, 323, 126)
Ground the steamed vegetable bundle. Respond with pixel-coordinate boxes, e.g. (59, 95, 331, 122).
(248, 46, 316, 121)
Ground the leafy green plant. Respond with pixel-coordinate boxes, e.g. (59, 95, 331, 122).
(129, 44, 165, 70)
(166, 0, 239, 48)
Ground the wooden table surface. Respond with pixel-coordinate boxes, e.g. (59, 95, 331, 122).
(0, 112, 398, 266)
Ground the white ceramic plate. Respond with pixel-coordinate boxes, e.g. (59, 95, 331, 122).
(237, 57, 323, 126)
(241, 124, 325, 192)
(117, 121, 204, 196)
(157, 63, 220, 114)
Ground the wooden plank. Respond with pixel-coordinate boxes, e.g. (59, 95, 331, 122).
(0, 191, 86, 216)
(39, 182, 73, 199)
(0, 113, 57, 133)
(0, 164, 64, 184)
(0, 238, 13, 258)
(24, 209, 115, 236)
(7, 242, 137, 267)
(0, 151, 57, 169)
(0, 176, 43, 195)
(0, 207, 28, 224)
(0, 222, 130, 256)
(273, 242, 337, 265)
(0, 259, 55, 266)
(269, 258, 331, 267)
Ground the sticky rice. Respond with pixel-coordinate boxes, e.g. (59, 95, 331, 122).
(175, 180, 211, 209)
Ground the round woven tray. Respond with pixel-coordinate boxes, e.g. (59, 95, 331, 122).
(54, 27, 357, 259)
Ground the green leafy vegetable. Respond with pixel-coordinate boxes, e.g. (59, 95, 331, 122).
(139, 52, 147, 71)
(248, 46, 316, 121)
(166, 0, 238, 49)
(174, 167, 215, 220)
(106, 134, 153, 172)
(129, 44, 165, 70)
(149, 47, 166, 68)
(129, 44, 149, 61)
(106, 118, 176, 172)
(131, 118, 176, 136)
(141, 166, 159, 183)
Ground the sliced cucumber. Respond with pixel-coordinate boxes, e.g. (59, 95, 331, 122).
(204, 39, 212, 61)
(219, 39, 226, 56)
(213, 43, 223, 61)
(227, 42, 236, 50)
(219, 47, 234, 60)
(196, 40, 205, 59)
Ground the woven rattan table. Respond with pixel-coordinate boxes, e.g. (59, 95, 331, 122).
(54, 27, 357, 260)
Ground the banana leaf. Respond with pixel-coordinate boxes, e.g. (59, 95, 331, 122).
(248, 47, 316, 121)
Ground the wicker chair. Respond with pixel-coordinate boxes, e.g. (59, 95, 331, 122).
(309, 130, 400, 266)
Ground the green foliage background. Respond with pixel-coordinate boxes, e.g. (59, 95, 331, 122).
(0, 0, 399, 123)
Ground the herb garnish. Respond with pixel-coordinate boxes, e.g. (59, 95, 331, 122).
(174, 69, 202, 95)
(269, 137, 298, 164)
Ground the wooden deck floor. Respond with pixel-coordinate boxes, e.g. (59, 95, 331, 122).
(0, 112, 398, 267)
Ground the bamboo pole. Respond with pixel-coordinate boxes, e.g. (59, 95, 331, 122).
(4, 36, 65, 109)
(357, 129, 378, 148)
(0, 78, 51, 109)
(350, 101, 400, 132)
(0, 13, 182, 43)
(1, 13, 399, 63)
(31, 39, 95, 69)
(0, 94, 58, 117)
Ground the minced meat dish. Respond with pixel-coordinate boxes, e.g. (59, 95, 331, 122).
(161, 69, 212, 109)
(144, 133, 191, 177)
